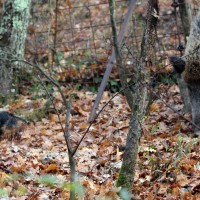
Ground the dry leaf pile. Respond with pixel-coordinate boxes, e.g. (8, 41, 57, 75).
(0, 85, 199, 199)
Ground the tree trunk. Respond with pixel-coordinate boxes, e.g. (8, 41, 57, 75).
(169, 56, 192, 113)
(116, 82, 148, 189)
(169, 1, 192, 113)
(0, 0, 31, 100)
(175, 0, 192, 113)
(177, 74, 191, 112)
(171, 9, 200, 135)
(178, 0, 191, 39)
(116, 0, 159, 190)
(183, 10, 200, 135)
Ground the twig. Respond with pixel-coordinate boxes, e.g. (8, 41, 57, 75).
(140, 80, 200, 131)
(17, 60, 76, 199)
(72, 81, 137, 156)
(65, 96, 76, 200)
(65, 96, 73, 153)
(20, 60, 67, 106)
(88, 0, 137, 122)
(109, 0, 134, 108)
(37, 75, 66, 134)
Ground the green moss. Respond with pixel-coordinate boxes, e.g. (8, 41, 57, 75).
(14, 0, 29, 11)
(13, 18, 23, 30)
(116, 172, 127, 187)
(117, 165, 134, 189)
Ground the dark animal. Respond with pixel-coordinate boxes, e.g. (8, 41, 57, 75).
(169, 56, 185, 75)
(0, 111, 29, 140)
(169, 10, 200, 135)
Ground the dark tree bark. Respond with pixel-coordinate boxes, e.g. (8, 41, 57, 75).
(0, 0, 31, 100)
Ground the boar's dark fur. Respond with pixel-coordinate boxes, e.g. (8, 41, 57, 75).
(0, 111, 29, 140)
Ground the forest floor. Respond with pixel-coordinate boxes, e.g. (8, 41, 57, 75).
(0, 85, 199, 199)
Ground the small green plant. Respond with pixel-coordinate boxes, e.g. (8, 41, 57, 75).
(71, 93, 79, 99)
(176, 134, 198, 155)
(4, 173, 22, 182)
(76, 77, 121, 93)
(107, 79, 121, 93)
(161, 76, 176, 84)
(0, 173, 27, 198)
(37, 174, 84, 197)
(15, 186, 28, 196)
(0, 173, 85, 199)
(54, 51, 65, 65)
(83, 50, 92, 56)
(28, 82, 53, 100)
(0, 188, 8, 198)
(37, 174, 60, 187)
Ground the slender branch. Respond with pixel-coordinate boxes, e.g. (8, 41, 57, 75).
(88, 0, 137, 122)
(65, 96, 73, 153)
(72, 81, 137, 156)
(150, 89, 200, 131)
(19, 60, 67, 106)
(37, 75, 66, 134)
(108, 0, 134, 108)
(18, 58, 200, 156)
(32, 64, 76, 199)
(10, 54, 200, 158)
(64, 96, 76, 200)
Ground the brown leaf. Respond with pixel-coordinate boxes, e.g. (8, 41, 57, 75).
(150, 102, 160, 112)
(10, 165, 26, 173)
(43, 164, 59, 173)
(79, 123, 89, 130)
(172, 122, 181, 132)
(176, 174, 189, 187)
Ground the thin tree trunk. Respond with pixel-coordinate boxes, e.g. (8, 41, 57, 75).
(116, 0, 159, 190)
(183, 10, 200, 135)
(179, 0, 191, 39)
(178, 0, 192, 112)
(170, 0, 192, 113)
(0, 0, 31, 100)
(108, 0, 134, 108)
(177, 74, 191, 112)
(117, 82, 148, 189)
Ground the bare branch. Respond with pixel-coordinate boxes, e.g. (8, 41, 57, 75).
(109, 0, 134, 108)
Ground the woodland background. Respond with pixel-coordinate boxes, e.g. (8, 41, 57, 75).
(0, 0, 200, 199)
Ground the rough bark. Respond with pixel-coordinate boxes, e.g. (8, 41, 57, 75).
(177, 75, 191, 112)
(183, 10, 200, 135)
(173, 0, 192, 113)
(169, 56, 191, 112)
(170, 10, 200, 135)
(108, 0, 134, 108)
(116, 82, 148, 189)
(187, 83, 200, 135)
(178, 0, 191, 38)
(116, 0, 159, 190)
(0, 0, 31, 100)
